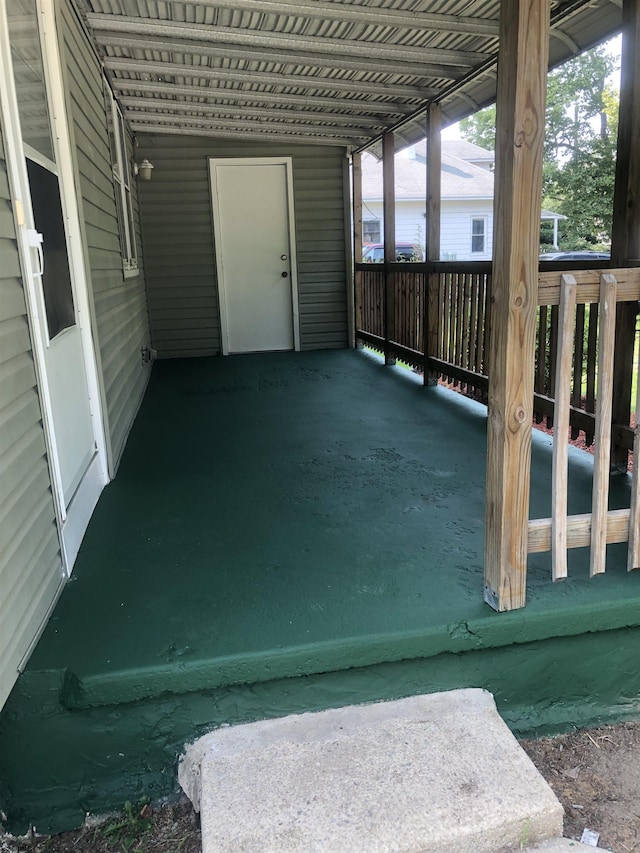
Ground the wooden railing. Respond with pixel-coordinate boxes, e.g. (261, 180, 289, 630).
(356, 262, 637, 454)
(355, 261, 491, 396)
(528, 271, 640, 578)
(355, 262, 640, 578)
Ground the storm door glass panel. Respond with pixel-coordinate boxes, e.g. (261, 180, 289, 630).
(7, 0, 76, 339)
(6, 0, 54, 161)
(27, 159, 75, 338)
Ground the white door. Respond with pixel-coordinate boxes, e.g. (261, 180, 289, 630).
(1, 0, 107, 569)
(210, 158, 300, 354)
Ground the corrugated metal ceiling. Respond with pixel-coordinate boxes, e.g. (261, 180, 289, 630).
(75, 0, 622, 153)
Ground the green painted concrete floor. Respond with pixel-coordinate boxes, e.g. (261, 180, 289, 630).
(3, 348, 640, 833)
(24, 349, 639, 703)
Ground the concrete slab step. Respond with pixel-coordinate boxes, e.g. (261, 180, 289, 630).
(180, 689, 563, 853)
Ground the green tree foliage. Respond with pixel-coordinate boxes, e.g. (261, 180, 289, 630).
(459, 43, 619, 251)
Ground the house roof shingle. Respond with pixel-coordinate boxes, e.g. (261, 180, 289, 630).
(362, 142, 495, 202)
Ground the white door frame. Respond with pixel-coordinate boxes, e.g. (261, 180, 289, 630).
(0, 0, 108, 573)
(209, 156, 301, 355)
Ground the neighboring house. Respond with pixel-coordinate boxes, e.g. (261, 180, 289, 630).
(361, 140, 565, 260)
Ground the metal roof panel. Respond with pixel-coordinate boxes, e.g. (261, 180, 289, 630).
(75, 0, 621, 151)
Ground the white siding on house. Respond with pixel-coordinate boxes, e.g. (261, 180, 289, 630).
(363, 200, 426, 250)
(363, 198, 493, 260)
(58, 0, 152, 471)
(441, 200, 494, 261)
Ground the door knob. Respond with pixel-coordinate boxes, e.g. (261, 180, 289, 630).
(281, 271, 288, 278)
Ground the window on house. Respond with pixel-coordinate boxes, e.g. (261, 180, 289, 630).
(363, 219, 381, 243)
(471, 218, 486, 254)
(105, 82, 138, 276)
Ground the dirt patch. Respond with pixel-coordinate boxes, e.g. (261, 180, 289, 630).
(4, 800, 200, 853)
(521, 721, 640, 852)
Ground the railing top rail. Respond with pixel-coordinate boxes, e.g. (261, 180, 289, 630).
(357, 261, 640, 304)
(538, 268, 640, 305)
(354, 260, 492, 273)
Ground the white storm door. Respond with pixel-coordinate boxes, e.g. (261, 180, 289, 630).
(2, 0, 107, 569)
(24, 155, 95, 502)
(210, 158, 300, 355)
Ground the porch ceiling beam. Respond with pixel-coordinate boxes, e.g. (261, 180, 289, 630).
(97, 34, 456, 80)
(111, 79, 414, 117)
(119, 97, 388, 128)
(87, 15, 487, 69)
(130, 121, 357, 147)
(104, 58, 437, 101)
(126, 111, 370, 141)
(157, 0, 500, 37)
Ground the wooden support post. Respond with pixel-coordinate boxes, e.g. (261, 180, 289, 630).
(425, 102, 442, 386)
(629, 352, 640, 570)
(383, 131, 396, 365)
(353, 152, 363, 266)
(610, 0, 640, 470)
(352, 151, 363, 344)
(591, 274, 618, 575)
(484, 0, 550, 612)
(551, 275, 577, 581)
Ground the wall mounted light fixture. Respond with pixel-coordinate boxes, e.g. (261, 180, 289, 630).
(134, 159, 155, 181)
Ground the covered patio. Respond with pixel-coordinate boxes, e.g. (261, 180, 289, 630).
(2, 0, 640, 837)
(2, 349, 639, 832)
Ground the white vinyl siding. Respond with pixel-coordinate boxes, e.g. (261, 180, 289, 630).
(441, 201, 493, 261)
(362, 199, 494, 261)
(0, 115, 64, 711)
(58, 0, 151, 470)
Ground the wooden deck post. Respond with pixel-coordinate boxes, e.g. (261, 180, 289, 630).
(425, 103, 442, 386)
(352, 151, 364, 345)
(484, 0, 550, 611)
(610, 0, 640, 471)
(383, 131, 396, 365)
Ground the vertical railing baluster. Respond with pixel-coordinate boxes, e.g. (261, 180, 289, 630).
(628, 344, 640, 571)
(461, 273, 471, 393)
(571, 303, 586, 439)
(469, 274, 479, 388)
(552, 275, 577, 581)
(591, 274, 618, 576)
(547, 305, 559, 428)
(534, 305, 547, 423)
(585, 302, 599, 447)
(443, 272, 451, 376)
